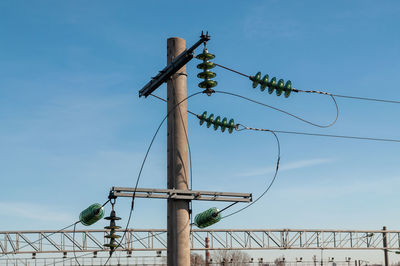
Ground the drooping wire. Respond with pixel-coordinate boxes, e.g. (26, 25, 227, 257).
(150, 93, 198, 117)
(295, 89, 400, 104)
(241, 127, 400, 143)
(70, 199, 110, 266)
(0, 221, 80, 258)
(104, 91, 202, 265)
(0, 200, 110, 259)
(170, 81, 195, 235)
(44, 251, 94, 266)
(150, 92, 196, 233)
(72, 221, 80, 266)
(41, 231, 169, 266)
(221, 126, 281, 219)
(215, 63, 400, 105)
(214, 90, 339, 128)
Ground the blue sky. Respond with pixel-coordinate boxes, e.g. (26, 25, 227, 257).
(1, 0, 400, 263)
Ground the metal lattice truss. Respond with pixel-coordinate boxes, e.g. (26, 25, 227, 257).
(1, 229, 399, 255)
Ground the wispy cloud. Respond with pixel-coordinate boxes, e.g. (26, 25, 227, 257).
(238, 158, 333, 177)
(0, 202, 74, 222)
(242, 3, 305, 41)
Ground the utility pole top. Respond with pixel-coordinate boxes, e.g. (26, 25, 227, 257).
(138, 32, 210, 98)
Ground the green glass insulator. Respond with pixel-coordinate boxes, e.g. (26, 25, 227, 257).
(197, 61, 215, 70)
(268, 77, 277, 94)
(194, 207, 222, 229)
(198, 80, 218, 89)
(213, 116, 221, 130)
(252, 72, 261, 88)
(196, 52, 215, 61)
(228, 119, 235, 133)
(104, 225, 121, 230)
(105, 234, 121, 239)
(79, 203, 104, 226)
(284, 80, 292, 98)
(260, 75, 269, 91)
(276, 79, 285, 96)
(197, 71, 216, 79)
(104, 216, 121, 221)
(199, 111, 207, 125)
(221, 118, 228, 132)
(104, 243, 119, 248)
(206, 114, 214, 128)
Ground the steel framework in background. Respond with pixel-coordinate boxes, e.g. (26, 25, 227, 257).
(1, 228, 399, 255)
(0, 257, 372, 266)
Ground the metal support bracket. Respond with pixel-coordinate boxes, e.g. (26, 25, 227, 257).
(110, 187, 252, 203)
(138, 32, 210, 98)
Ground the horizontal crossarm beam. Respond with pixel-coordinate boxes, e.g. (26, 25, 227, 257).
(110, 187, 252, 203)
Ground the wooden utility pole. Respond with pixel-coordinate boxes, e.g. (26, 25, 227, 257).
(136, 32, 250, 265)
(167, 37, 190, 266)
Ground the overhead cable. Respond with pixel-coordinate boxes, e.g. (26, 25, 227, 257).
(215, 63, 400, 105)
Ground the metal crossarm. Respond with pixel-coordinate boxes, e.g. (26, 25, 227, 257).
(138, 33, 210, 97)
(110, 187, 252, 203)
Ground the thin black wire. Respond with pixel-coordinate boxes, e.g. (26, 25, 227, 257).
(170, 83, 195, 237)
(243, 128, 400, 143)
(331, 93, 400, 104)
(69, 200, 110, 265)
(215, 62, 400, 105)
(42, 231, 169, 266)
(0, 222, 79, 258)
(214, 90, 339, 128)
(217, 202, 239, 214)
(150, 92, 195, 233)
(150, 93, 198, 117)
(214, 63, 250, 78)
(296, 89, 400, 104)
(103, 91, 202, 265)
(222, 127, 281, 219)
(102, 199, 110, 207)
(72, 221, 80, 266)
(124, 231, 167, 246)
(43, 251, 94, 266)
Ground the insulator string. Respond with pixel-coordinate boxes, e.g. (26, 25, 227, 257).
(215, 63, 400, 105)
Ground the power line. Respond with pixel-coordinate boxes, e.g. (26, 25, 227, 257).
(331, 93, 400, 104)
(274, 129, 400, 143)
(214, 90, 339, 128)
(73, 222, 81, 266)
(104, 92, 202, 265)
(237, 125, 400, 143)
(152, 92, 400, 144)
(214, 63, 250, 78)
(0, 221, 80, 258)
(215, 63, 400, 104)
(150, 93, 198, 117)
(222, 129, 280, 219)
